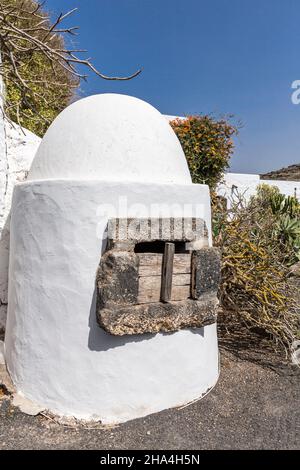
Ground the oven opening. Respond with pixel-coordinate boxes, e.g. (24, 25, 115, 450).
(134, 241, 188, 254)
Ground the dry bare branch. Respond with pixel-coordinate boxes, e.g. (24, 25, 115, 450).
(0, 0, 141, 134)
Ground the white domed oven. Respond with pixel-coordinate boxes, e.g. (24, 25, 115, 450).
(5, 94, 220, 424)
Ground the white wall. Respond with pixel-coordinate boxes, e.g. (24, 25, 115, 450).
(217, 173, 260, 203)
(262, 179, 300, 199)
(0, 118, 41, 330)
(217, 172, 300, 204)
(5, 179, 219, 423)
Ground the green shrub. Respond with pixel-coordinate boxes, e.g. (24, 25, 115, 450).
(253, 184, 300, 264)
(214, 185, 300, 353)
(170, 115, 238, 190)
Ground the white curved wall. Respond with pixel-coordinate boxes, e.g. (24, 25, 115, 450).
(5, 180, 218, 423)
(29, 94, 192, 185)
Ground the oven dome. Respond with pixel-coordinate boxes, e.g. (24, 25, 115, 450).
(28, 93, 192, 184)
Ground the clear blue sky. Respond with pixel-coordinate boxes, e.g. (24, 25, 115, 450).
(46, 0, 300, 174)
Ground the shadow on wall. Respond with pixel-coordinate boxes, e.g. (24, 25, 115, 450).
(87, 225, 205, 352)
(87, 224, 149, 351)
(87, 287, 204, 352)
(87, 224, 205, 351)
(87, 287, 156, 352)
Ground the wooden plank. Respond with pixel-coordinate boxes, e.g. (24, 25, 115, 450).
(137, 251, 191, 304)
(139, 274, 189, 290)
(139, 273, 190, 290)
(138, 253, 162, 277)
(138, 253, 190, 266)
(172, 273, 191, 286)
(160, 242, 175, 302)
(138, 284, 191, 304)
(138, 253, 191, 276)
(171, 285, 191, 301)
(137, 253, 163, 265)
(138, 288, 161, 304)
(138, 266, 161, 277)
(139, 276, 161, 290)
(174, 254, 191, 274)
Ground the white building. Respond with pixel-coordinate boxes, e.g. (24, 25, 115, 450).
(217, 172, 300, 204)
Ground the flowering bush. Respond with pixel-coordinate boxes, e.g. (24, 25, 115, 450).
(170, 115, 238, 190)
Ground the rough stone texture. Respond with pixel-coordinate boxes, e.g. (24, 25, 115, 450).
(97, 251, 139, 308)
(261, 163, 300, 181)
(98, 295, 218, 336)
(107, 217, 208, 245)
(97, 229, 220, 335)
(186, 238, 209, 250)
(107, 240, 135, 252)
(192, 247, 221, 299)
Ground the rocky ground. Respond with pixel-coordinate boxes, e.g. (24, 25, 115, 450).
(0, 326, 299, 450)
(261, 163, 300, 181)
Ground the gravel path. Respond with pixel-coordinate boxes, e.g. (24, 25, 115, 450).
(1, 343, 299, 450)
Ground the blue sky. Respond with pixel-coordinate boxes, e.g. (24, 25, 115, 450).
(46, 0, 300, 174)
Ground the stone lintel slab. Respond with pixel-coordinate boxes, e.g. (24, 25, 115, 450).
(107, 217, 208, 246)
(97, 294, 218, 336)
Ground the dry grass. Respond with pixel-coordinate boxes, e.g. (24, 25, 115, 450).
(213, 188, 300, 356)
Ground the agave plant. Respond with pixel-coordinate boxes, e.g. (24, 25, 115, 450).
(270, 193, 300, 218)
(270, 193, 286, 214)
(275, 214, 300, 261)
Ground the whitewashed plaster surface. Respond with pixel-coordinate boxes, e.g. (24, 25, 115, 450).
(262, 179, 300, 199)
(217, 172, 300, 204)
(0, 118, 41, 329)
(29, 94, 192, 184)
(5, 179, 218, 423)
(5, 94, 219, 423)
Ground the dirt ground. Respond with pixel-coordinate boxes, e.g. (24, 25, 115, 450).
(0, 327, 299, 450)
